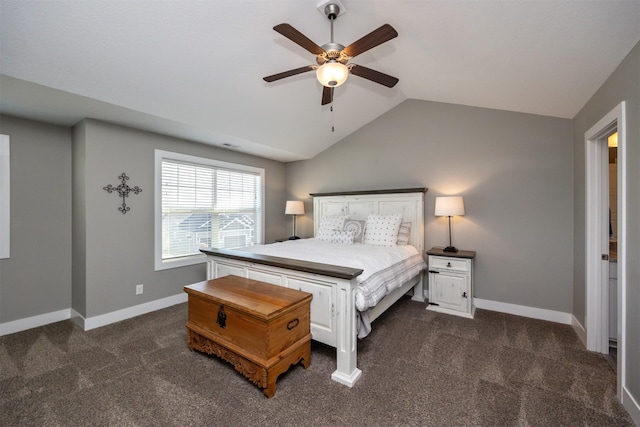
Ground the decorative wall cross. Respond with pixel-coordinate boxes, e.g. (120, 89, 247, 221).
(103, 173, 142, 214)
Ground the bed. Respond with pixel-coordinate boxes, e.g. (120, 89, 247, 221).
(200, 188, 427, 387)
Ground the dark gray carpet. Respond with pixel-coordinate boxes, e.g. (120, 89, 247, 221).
(0, 297, 634, 426)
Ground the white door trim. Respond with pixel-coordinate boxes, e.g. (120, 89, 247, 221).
(585, 101, 626, 398)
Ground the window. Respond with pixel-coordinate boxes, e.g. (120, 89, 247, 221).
(155, 150, 264, 270)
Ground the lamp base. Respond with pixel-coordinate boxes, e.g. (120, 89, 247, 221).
(443, 246, 458, 253)
(288, 236, 301, 240)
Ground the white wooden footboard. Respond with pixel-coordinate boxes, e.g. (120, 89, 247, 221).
(205, 253, 363, 387)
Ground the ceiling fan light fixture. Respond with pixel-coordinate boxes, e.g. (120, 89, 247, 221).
(316, 61, 349, 87)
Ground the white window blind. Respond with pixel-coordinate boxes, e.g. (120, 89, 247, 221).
(159, 155, 263, 263)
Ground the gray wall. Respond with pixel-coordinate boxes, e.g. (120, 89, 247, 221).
(286, 100, 574, 313)
(0, 115, 72, 322)
(572, 41, 639, 409)
(0, 116, 287, 323)
(73, 119, 287, 318)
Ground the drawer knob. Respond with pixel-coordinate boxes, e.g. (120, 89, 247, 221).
(447, 262, 452, 267)
(216, 305, 227, 329)
(287, 318, 299, 330)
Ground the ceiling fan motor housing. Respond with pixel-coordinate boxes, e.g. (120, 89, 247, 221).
(317, 42, 347, 65)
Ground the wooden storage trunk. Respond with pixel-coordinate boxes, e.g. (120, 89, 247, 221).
(184, 275, 312, 397)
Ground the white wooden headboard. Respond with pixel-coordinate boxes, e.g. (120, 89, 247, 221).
(311, 188, 427, 253)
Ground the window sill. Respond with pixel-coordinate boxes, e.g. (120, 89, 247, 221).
(155, 253, 207, 271)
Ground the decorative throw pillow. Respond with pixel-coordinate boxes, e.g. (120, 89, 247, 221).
(343, 219, 366, 244)
(316, 215, 348, 241)
(396, 222, 412, 246)
(363, 213, 402, 246)
(329, 229, 355, 245)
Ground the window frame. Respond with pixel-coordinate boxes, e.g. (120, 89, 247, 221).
(154, 149, 265, 271)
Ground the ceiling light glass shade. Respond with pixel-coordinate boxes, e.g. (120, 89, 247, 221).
(316, 61, 349, 87)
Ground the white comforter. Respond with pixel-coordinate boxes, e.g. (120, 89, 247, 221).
(235, 238, 427, 312)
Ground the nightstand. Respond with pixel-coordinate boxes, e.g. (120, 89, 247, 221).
(426, 247, 476, 318)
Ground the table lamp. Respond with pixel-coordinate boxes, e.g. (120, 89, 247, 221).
(285, 201, 305, 240)
(434, 196, 465, 252)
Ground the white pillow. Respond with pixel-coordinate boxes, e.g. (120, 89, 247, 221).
(396, 222, 412, 246)
(316, 215, 348, 241)
(329, 229, 355, 245)
(363, 213, 402, 246)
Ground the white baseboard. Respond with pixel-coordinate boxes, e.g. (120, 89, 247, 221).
(0, 308, 71, 336)
(0, 295, 599, 342)
(0, 293, 188, 336)
(623, 386, 640, 426)
(571, 315, 587, 347)
(474, 298, 572, 325)
(77, 293, 188, 331)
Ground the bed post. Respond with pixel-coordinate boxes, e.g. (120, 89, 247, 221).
(411, 271, 426, 302)
(330, 277, 362, 387)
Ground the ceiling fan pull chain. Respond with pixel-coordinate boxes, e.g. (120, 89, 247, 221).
(331, 105, 335, 132)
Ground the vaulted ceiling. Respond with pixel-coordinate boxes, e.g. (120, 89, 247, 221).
(1, 1, 639, 162)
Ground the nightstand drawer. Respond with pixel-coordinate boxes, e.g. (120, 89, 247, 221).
(429, 256, 470, 272)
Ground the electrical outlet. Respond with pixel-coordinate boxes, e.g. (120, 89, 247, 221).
(136, 284, 143, 295)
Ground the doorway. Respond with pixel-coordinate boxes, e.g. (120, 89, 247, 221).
(585, 101, 626, 399)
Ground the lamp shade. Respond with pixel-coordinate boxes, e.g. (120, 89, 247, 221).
(435, 196, 465, 217)
(316, 61, 349, 87)
(285, 200, 305, 215)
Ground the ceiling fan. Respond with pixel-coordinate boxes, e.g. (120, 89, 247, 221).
(263, 3, 399, 105)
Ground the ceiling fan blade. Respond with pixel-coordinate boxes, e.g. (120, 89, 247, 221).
(273, 23, 325, 55)
(263, 66, 314, 82)
(321, 86, 334, 105)
(349, 64, 399, 88)
(343, 24, 398, 58)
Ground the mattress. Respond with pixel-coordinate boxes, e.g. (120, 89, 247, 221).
(235, 238, 427, 312)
